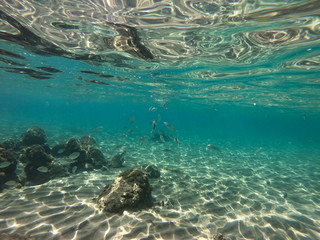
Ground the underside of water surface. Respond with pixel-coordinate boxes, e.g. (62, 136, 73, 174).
(0, 0, 320, 240)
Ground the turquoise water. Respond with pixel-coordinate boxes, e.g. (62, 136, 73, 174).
(1, 0, 320, 239)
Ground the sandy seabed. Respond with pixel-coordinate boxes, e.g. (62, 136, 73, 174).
(0, 127, 320, 240)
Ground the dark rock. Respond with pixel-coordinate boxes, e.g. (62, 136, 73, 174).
(51, 143, 66, 157)
(49, 161, 68, 178)
(87, 147, 106, 168)
(110, 150, 126, 168)
(65, 138, 81, 154)
(84, 163, 94, 171)
(80, 135, 96, 149)
(0, 139, 22, 151)
(22, 126, 47, 146)
(24, 163, 51, 185)
(141, 164, 160, 178)
(24, 158, 68, 185)
(24, 144, 54, 185)
(25, 144, 53, 167)
(0, 147, 18, 191)
(96, 168, 153, 214)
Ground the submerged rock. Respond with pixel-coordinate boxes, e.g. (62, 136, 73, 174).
(110, 150, 126, 168)
(0, 138, 22, 151)
(87, 147, 106, 168)
(51, 143, 67, 157)
(25, 144, 53, 167)
(65, 138, 82, 154)
(96, 168, 153, 214)
(0, 147, 18, 191)
(141, 164, 161, 178)
(80, 135, 96, 150)
(22, 126, 47, 146)
(24, 144, 67, 184)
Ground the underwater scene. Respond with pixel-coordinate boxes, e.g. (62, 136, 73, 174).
(0, 0, 320, 239)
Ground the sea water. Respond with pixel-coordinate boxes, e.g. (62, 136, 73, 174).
(0, 1, 320, 239)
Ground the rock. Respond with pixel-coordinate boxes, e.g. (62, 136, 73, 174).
(65, 138, 82, 154)
(24, 144, 54, 184)
(141, 164, 161, 178)
(25, 144, 53, 167)
(0, 148, 18, 191)
(80, 135, 96, 150)
(51, 143, 67, 157)
(0, 139, 22, 151)
(49, 161, 68, 178)
(22, 126, 47, 146)
(24, 163, 51, 185)
(87, 147, 106, 168)
(110, 150, 126, 168)
(96, 168, 153, 214)
(24, 149, 68, 185)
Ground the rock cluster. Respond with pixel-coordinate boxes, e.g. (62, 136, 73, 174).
(0, 126, 110, 189)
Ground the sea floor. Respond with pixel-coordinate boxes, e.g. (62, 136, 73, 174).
(0, 125, 320, 240)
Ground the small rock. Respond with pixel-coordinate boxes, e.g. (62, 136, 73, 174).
(51, 143, 67, 157)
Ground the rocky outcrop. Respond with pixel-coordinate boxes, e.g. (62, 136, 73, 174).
(22, 126, 47, 146)
(96, 168, 153, 214)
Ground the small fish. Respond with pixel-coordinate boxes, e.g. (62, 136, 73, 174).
(68, 152, 80, 159)
(174, 137, 180, 146)
(128, 116, 135, 124)
(283, 192, 288, 199)
(138, 135, 148, 143)
(71, 166, 77, 174)
(5, 180, 19, 186)
(0, 161, 11, 168)
(207, 144, 221, 153)
(88, 126, 103, 133)
(163, 122, 176, 131)
(254, 147, 262, 155)
(55, 157, 76, 165)
(57, 148, 65, 154)
(127, 129, 134, 134)
(163, 149, 174, 153)
(158, 114, 161, 121)
(162, 103, 167, 109)
(113, 144, 124, 151)
(149, 106, 157, 112)
(151, 120, 156, 134)
(158, 130, 166, 143)
(37, 166, 48, 173)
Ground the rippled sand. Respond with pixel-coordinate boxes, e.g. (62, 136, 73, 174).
(0, 131, 320, 239)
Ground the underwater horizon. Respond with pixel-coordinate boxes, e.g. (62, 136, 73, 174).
(0, 0, 320, 239)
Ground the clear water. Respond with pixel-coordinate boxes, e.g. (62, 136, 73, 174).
(0, 0, 320, 239)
